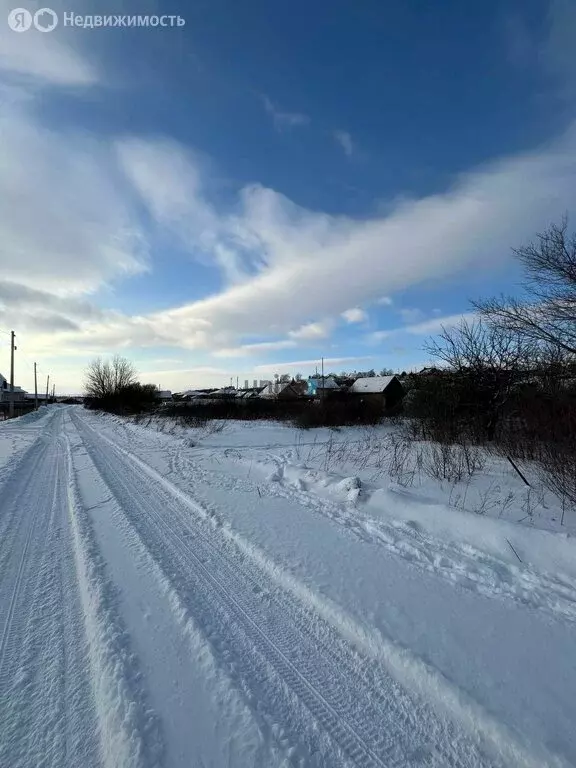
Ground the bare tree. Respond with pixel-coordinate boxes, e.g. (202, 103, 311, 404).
(473, 218, 576, 355)
(84, 358, 111, 400)
(425, 319, 536, 375)
(423, 319, 536, 441)
(110, 354, 137, 392)
(84, 355, 137, 399)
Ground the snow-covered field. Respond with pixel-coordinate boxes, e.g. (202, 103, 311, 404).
(1, 406, 575, 768)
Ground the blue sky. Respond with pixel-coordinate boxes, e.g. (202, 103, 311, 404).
(1, 0, 576, 392)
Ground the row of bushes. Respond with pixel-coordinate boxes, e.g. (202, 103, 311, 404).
(84, 382, 159, 415)
(404, 366, 576, 506)
(158, 396, 386, 428)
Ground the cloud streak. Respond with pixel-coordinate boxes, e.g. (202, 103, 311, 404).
(333, 130, 355, 157)
(109, 123, 576, 350)
(261, 94, 310, 132)
(367, 311, 478, 344)
(254, 356, 374, 372)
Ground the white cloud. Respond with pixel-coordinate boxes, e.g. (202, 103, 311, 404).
(261, 94, 309, 132)
(116, 138, 238, 272)
(367, 311, 477, 344)
(131, 366, 235, 393)
(403, 312, 477, 335)
(0, 109, 147, 299)
(367, 330, 392, 344)
(288, 321, 333, 339)
(28, 122, 576, 369)
(0, 8, 96, 85)
(212, 340, 297, 358)
(333, 130, 355, 157)
(138, 365, 228, 377)
(376, 296, 394, 306)
(0, 27, 146, 345)
(398, 308, 425, 324)
(254, 356, 374, 372)
(341, 308, 368, 324)
(122, 124, 575, 349)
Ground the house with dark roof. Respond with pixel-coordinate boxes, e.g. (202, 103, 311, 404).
(261, 379, 308, 399)
(349, 375, 405, 410)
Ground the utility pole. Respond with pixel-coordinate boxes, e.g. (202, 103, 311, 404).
(34, 362, 38, 410)
(52, 384, 55, 400)
(321, 356, 325, 408)
(9, 331, 15, 419)
(45, 374, 50, 404)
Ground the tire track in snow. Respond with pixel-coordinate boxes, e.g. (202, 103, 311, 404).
(72, 409, 557, 768)
(0, 408, 162, 768)
(63, 422, 164, 768)
(72, 415, 394, 767)
(0, 410, 100, 768)
(66, 432, 287, 768)
(0, 412, 63, 696)
(0, 428, 51, 577)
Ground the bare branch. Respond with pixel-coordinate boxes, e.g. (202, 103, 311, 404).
(474, 219, 576, 355)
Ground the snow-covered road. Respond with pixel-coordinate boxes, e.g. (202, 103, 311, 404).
(1, 407, 575, 768)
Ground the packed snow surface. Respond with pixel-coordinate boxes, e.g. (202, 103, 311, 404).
(1, 406, 575, 768)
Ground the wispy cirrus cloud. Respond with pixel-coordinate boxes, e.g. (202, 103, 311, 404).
(367, 311, 478, 344)
(212, 339, 297, 358)
(261, 94, 310, 132)
(254, 356, 374, 372)
(333, 129, 356, 157)
(402, 312, 478, 335)
(398, 308, 425, 324)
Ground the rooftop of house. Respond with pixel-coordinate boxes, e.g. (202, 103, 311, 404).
(349, 375, 398, 394)
(308, 376, 340, 389)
